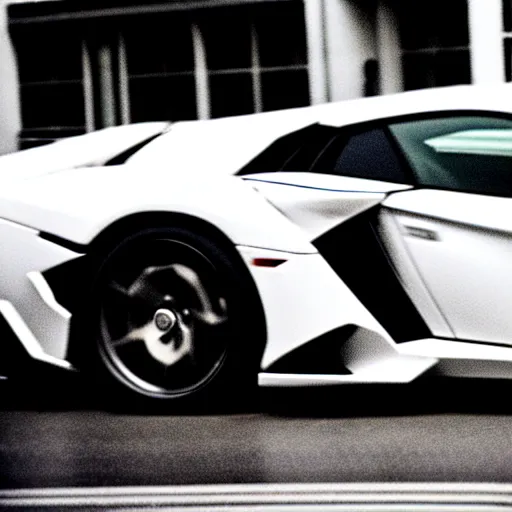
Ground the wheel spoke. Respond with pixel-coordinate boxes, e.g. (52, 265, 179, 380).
(106, 281, 152, 321)
(189, 308, 227, 327)
(128, 270, 165, 308)
(108, 281, 131, 299)
(110, 336, 140, 349)
(110, 323, 151, 348)
(171, 264, 227, 326)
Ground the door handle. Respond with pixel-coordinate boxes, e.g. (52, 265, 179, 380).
(404, 225, 440, 241)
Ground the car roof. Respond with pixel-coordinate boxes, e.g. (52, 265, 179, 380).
(126, 84, 512, 176)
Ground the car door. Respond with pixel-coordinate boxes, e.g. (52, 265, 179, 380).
(380, 113, 512, 345)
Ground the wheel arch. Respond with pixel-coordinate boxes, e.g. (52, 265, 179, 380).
(89, 210, 240, 255)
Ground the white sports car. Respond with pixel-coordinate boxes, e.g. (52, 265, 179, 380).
(2, 84, 512, 409)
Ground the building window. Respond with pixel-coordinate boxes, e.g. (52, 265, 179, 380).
(124, 16, 197, 123)
(505, 0, 512, 32)
(11, 1, 309, 149)
(124, 4, 309, 122)
(504, 0, 512, 80)
(12, 23, 86, 149)
(395, 0, 471, 90)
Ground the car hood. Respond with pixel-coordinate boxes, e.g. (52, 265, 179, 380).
(0, 122, 170, 183)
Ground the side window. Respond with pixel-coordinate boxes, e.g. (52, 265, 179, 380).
(280, 125, 339, 172)
(389, 115, 512, 196)
(312, 128, 411, 184)
(238, 123, 338, 175)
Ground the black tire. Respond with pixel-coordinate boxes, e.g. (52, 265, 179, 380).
(83, 225, 265, 413)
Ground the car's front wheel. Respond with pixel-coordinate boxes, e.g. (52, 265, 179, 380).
(86, 225, 264, 412)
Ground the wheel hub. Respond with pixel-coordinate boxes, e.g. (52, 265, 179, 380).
(154, 309, 177, 332)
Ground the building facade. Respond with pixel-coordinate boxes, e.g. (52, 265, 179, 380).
(0, 0, 508, 153)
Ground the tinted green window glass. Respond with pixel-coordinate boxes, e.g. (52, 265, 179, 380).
(389, 116, 512, 196)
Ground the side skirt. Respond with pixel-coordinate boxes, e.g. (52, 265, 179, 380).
(260, 338, 512, 386)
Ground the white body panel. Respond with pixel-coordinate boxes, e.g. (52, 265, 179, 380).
(237, 246, 396, 369)
(0, 123, 168, 182)
(0, 219, 80, 360)
(245, 173, 412, 193)
(0, 301, 73, 370)
(399, 338, 512, 361)
(398, 339, 512, 380)
(383, 189, 512, 236)
(247, 173, 410, 240)
(258, 353, 437, 385)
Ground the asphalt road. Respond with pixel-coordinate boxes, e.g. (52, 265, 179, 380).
(2, 372, 512, 489)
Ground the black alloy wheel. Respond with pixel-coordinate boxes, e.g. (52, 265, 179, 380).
(89, 226, 264, 411)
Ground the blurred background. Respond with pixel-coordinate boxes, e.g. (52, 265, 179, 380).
(0, 0, 508, 154)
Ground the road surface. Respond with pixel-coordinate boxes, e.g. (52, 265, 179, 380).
(1, 373, 512, 488)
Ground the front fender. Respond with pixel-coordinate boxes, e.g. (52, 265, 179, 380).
(0, 166, 316, 255)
